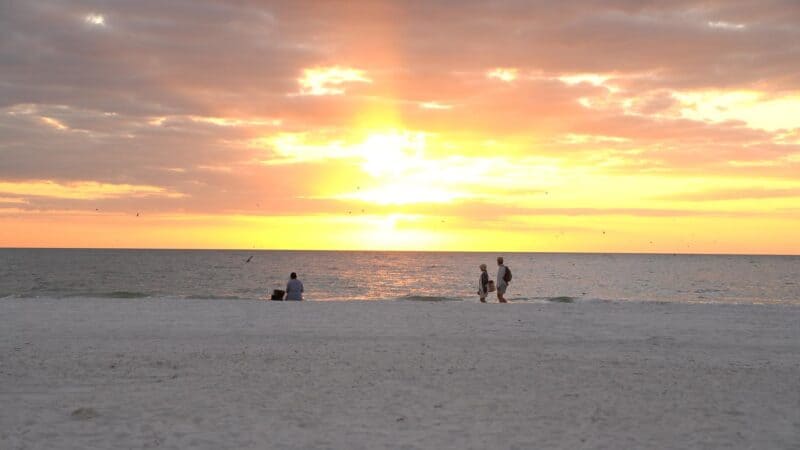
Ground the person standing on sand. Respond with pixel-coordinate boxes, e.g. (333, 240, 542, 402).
(284, 272, 304, 300)
(496, 257, 509, 303)
(477, 264, 490, 303)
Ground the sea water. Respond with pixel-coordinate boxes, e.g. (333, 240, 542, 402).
(1, 249, 798, 304)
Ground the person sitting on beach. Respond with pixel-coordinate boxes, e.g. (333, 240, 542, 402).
(496, 257, 509, 303)
(284, 272, 304, 301)
(477, 264, 490, 303)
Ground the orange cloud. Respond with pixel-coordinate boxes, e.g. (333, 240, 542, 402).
(0, 181, 184, 200)
(660, 187, 800, 202)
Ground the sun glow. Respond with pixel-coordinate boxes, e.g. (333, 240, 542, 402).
(347, 131, 473, 205)
(358, 131, 426, 177)
(259, 129, 478, 205)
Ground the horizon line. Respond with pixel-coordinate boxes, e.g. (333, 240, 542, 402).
(1, 246, 797, 257)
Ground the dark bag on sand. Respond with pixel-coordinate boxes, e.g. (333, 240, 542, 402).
(503, 266, 512, 283)
(271, 289, 285, 300)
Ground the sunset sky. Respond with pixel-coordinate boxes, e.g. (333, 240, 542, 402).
(1, 1, 799, 253)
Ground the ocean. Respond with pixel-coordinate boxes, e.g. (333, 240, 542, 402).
(1, 249, 798, 304)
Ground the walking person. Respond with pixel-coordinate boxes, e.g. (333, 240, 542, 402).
(284, 272, 304, 300)
(477, 264, 490, 303)
(496, 257, 511, 303)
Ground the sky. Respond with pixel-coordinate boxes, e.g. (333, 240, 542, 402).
(1, 0, 799, 253)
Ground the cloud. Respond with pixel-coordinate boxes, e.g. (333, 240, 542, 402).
(419, 101, 452, 110)
(660, 187, 800, 202)
(486, 68, 518, 82)
(0, 180, 184, 200)
(84, 13, 106, 27)
(296, 66, 372, 96)
(40, 116, 69, 131)
(706, 21, 746, 30)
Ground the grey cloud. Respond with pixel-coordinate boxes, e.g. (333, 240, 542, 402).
(0, 0, 313, 116)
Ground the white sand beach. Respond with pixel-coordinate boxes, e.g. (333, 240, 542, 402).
(1, 298, 798, 449)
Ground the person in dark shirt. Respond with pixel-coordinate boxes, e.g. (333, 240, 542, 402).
(496, 257, 508, 303)
(477, 264, 489, 303)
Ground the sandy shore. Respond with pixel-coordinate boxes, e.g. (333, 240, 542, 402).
(1, 298, 798, 449)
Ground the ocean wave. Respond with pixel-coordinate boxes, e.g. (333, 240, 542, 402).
(396, 295, 463, 302)
(102, 291, 151, 299)
(3, 291, 154, 299)
(183, 294, 250, 300)
(694, 288, 726, 294)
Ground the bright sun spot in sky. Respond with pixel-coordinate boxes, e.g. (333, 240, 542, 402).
(257, 130, 474, 205)
(348, 132, 463, 205)
(358, 132, 426, 177)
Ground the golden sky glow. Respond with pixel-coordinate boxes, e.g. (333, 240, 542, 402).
(1, 1, 799, 253)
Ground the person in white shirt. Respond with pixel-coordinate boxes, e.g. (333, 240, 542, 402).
(496, 257, 508, 303)
(285, 272, 304, 300)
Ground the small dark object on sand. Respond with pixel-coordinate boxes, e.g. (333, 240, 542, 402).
(71, 407, 98, 420)
(271, 289, 285, 300)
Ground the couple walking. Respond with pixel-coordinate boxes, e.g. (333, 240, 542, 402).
(478, 256, 511, 303)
